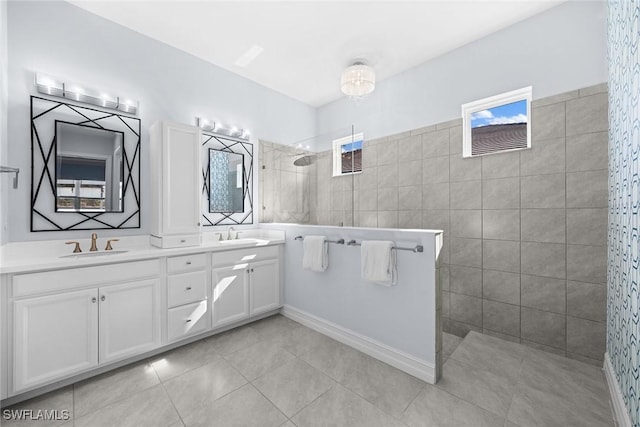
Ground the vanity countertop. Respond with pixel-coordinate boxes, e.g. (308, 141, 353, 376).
(0, 229, 285, 274)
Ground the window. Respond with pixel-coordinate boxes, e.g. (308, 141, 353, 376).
(461, 86, 532, 158)
(332, 132, 363, 176)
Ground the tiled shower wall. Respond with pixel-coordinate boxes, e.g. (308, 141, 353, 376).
(310, 83, 609, 364)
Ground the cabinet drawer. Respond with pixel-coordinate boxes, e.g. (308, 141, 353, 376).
(211, 246, 279, 268)
(12, 259, 161, 297)
(167, 300, 208, 342)
(167, 253, 207, 274)
(167, 271, 207, 308)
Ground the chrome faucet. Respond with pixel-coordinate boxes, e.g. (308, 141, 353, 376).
(90, 233, 98, 252)
(227, 227, 235, 240)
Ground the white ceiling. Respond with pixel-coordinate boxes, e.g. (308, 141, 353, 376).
(70, 1, 565, 107)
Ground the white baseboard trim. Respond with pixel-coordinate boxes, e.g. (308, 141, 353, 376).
(280, 304, 436, 384)
(603, 352, 633, 427)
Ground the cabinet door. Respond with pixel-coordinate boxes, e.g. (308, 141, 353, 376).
(249, 259, 281, 315)
(13, 289, 98, 393)
(99, 279, 161, 364)
(162, 122, 201, 235)
(212, 266, 249, 328)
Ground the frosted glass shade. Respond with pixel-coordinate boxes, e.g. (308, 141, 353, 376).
(341, 63, 375, 97)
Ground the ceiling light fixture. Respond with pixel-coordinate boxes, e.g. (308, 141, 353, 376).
(341, 60, 375, 98)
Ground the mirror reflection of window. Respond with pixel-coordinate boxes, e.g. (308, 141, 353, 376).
(55, 122, 124, 213)
(209, 149, 244, 213)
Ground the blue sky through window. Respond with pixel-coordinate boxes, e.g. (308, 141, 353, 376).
(341, 139, 363, 153)
(471, 99, 527, 128)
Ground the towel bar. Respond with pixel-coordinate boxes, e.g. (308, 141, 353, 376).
(294, 236, 345, 245)
(346, 239, 423, 253)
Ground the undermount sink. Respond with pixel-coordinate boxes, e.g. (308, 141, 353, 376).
(60, 250, 129, 258)
(218, 238, 263, 245)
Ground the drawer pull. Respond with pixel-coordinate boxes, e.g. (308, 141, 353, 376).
(186, 261, 192, 265)
(91, 297, 97, 303)
(181, 239, 186, 243)
(186, 287, 192, 291)
(101, 295, 106, 302)
(186, 319, 192, 323)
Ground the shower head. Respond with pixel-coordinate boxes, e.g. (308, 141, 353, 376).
(293, 155, 317, 167)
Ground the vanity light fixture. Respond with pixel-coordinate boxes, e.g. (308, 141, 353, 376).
(196, 117, 250, 141)
(341, 60, 375, 98)
(35, 73, 139, 115)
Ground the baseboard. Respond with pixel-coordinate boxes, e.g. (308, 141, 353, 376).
(280, 304, 436, 384)
(603, 352, 633, 427)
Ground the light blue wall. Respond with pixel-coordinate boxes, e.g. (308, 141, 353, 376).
(6, 0, 316, 242)
(316, 1, 608, 150)
(607, 1, 640, 425)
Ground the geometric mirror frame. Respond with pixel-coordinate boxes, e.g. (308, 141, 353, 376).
(200, 132, 253, 226)
(30, 96, 141, 231)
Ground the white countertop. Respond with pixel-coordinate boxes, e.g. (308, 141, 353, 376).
(0, 229, 286, 274)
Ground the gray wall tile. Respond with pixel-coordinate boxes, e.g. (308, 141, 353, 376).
(358, 211, 377, 228)
(483, 240, 520, 273)
(521, 307, 566, 349)
(521, 209, 566, 244)
(362, 142, 378, 168)
(520, 137, 565, 176)
(377, 139, 398, 165)
(442, 290, 450, 317)
(521, 275, 566, 314)
(578, 82, 608, 97)
(483, 209, 520, 241)
(398, 160, 422, 187)
(450, 154, 481, 182)
(398, 135, 422, 163)
(451, 209, 481, 238)
(398, 186, 422, 211)
(521, 174, 565, 208)
(565, 93, 608, 136)
(423, 129, 450, 158)
(359, 188, 378, 211)
(566, 317, 605, 360)
(567, 281, 606, 322)
(377, 163, 398, 188)
(567, 244, 607, 284)
(422, 209, 449, 233)
(423, 183, 450, 210)
(449, 126, 462, 155)
(566, 170, 608, 208)
(377, 187, 398, 211)
(531, 90, 579, 108)
(566, 132, 608, 172)
(481, 150, 520, 179)
(531, 102, 565, 140)
(450, 237, 482, 268)
(451, 181, 482, 210)
(422, 156, 450, 184)
(521, 242, 566, 279)
(483, 177, 520, 209)
(440, 265, 450, 291)
(450, 265, 483, 297)
(378, 211, 398, 228)
(450, 293, 482, 327)
(483, 300, 520, 337)
(448, 320, 482, 338)
(483, 270, 520, 305)
(398, 210, 422, 229)
(566, 208, 607, 246)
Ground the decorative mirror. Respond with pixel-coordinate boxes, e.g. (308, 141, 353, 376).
(201, 133, 253, 226)
(209, 148, 244, 213)
(31, 96, 141, 231)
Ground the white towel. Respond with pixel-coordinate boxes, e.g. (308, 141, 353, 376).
(302, 235, 329, 272)
(361, 240, 397, 286)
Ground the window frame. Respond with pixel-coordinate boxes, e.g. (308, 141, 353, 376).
(332, 132, 364, 177)
(461, 86, 532, 158)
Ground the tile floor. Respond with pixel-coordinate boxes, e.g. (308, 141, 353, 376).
(2, 314, 614, 427)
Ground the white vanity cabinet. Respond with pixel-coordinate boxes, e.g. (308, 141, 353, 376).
(10, 260, 161, 394)
(211, 246, 281, 329)
(149, 120, 202, 248)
